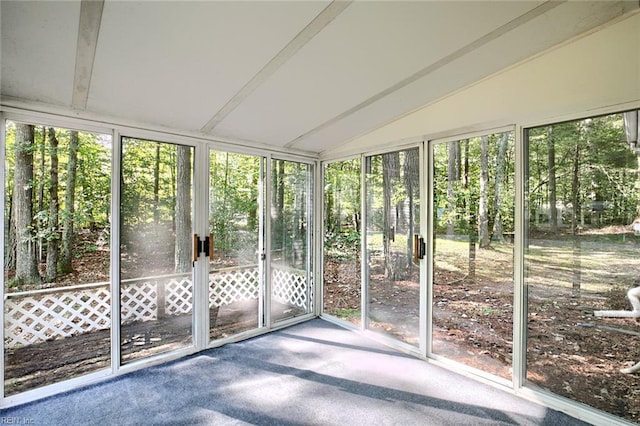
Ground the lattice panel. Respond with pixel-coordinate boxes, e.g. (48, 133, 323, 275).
(272, 268, 308, 308)
(165, 277, 193, 314)
(121, 281, 157, 324)
(4, 266, 305, 349)
(210, 268, 259, 307)
(5, 287, 111, 348)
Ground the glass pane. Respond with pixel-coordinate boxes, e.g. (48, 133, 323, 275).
(365, 148, 420, 346)
(323, 159, 361, 324)
(4, 122, 112, 395)
(525, 112, 640, 423)
(432, 133, 514, 380)
(270, 159, 313, 322)
(209, 151, 262, 340)
(120, 138, 193, 363)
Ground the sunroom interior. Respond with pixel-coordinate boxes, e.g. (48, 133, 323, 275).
(1, 1, 640, 425)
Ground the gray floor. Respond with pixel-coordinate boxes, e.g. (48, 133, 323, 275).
(0, 319, 588, 425)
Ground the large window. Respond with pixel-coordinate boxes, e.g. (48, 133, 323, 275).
(365, 148, 421, 346)
(431, 131, 514, 380)
(3, 121, 112, 394)
(120, 137, 194, 363)
(525, 110, 640, 423)
(269, 159, 314, 323)
(323, 158, 361, 324)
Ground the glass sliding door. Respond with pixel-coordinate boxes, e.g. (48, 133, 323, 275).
(209, 150, 263, 340)
(120, 137, 193, 363)
(365, 148, 420, 346)
(3, 121, 112, 395)
(525, 111, 640, 424)
(323, 159, 361, 324)
(431, 132, 514, 380)
(270, 159, 313, 323)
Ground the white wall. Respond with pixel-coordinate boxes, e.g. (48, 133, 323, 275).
(327, 12, 640, 157)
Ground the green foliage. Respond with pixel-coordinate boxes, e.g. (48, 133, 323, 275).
(433, 133, 515, 237)
(324, 159, 361, 261)
(210, 151, 260, 259)
(527, 112, 638, 231)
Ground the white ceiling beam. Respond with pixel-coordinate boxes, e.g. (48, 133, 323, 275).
(200, 0, 352, 134)
(284, 0, 564, 149)
(71, 0, 104, 110)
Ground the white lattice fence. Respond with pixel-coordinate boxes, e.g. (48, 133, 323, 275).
(121, 281, 157, 323)
(165, 277, 193, 315)
(5, 283, 111, 348)
(5, 265, 310, 348)
(209, 267, 259, 307)
(272, 267, 309, 308)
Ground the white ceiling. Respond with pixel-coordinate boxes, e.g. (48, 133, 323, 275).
(1, 1, 638, 155)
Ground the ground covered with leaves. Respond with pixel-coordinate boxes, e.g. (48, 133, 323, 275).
(324, 253, 640, 424)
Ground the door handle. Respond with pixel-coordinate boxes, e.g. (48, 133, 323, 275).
(413, 234, 425, 262)
(193, 233, 213, 261)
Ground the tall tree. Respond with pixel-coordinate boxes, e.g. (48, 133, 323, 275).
(492, 133, 510, 241)
(45, 128, 59, 282)
(463, 139, 476, 279)
(478, 136, 490, 248)
(37, 126, 46, 262)
(382, 152, 400, 279)
(174, 145, 192, 273)
(446, 141, 459, 236)
(571, 121, 585, 296)
(153, 144, 160, 224)
(60, 130, 79, 273)
(404, 149, 419, 269)
(547, 126, 558, 232)
(13, 123, 40, 286)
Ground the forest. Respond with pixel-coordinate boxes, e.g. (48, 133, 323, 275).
(4, 122, 111, 289)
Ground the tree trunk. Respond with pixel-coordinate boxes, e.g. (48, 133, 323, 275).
(5, 193, 16, 270)
(571, 131, 582, 296)
(174, 145, 192, 273)
(478, 136, 490, 248)
(463, 140, 476, 279)
(404, 149, 419, 271)
(38, 126, 46, 262)
(547, 126, 558, 232)
(45, 128, 59, 282)
(382, 152, 400, 280)
(492, 132, 509, 242)
(14, 123, 41, 286)
(447, 141, 459, 236)
(153, 144, 160, 224)
(60, 130, 79, 273)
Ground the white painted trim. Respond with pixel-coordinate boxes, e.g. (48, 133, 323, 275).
(360, 154, 368, 331)
(313, 159, 322, 317)
(2, 369, 112, 408)
(0, 114, 6, 403)
(110, 129, 121, 374)
(425, 139, 434, 358)
(418, 142, 428, 355)
(513, 124, 526, 391)
(520, 101, 640, 131)
(429, 124, 516, 145)
(264, 154, 273, 328)
(71, 0, 104, 110)
(1, 108, 112, 135)
(258, 157, 266, 329)
(194, 144, 209, 350)
(0, 101, 318, 159)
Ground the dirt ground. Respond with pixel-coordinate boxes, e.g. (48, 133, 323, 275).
(323, 257, 640, 424)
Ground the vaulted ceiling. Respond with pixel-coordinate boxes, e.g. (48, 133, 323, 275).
(1, 1, 637, 155)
